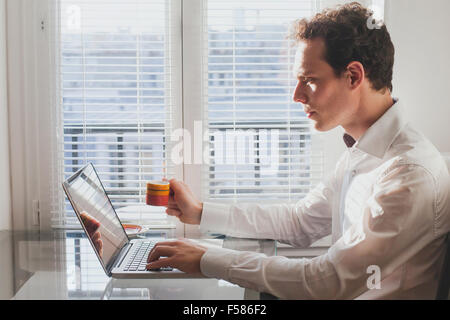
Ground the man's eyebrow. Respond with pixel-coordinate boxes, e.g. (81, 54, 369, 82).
(296, 71, 315, 78)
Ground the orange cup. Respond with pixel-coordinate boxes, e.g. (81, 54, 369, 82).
(146, 181, 170, 206)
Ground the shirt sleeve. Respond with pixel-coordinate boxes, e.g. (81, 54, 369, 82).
(199, 175, 335, 248)
(200, 162, 438, 299)
(199, 154, 348, 247)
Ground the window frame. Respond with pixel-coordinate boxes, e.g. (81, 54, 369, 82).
(181, 0, 206, 237)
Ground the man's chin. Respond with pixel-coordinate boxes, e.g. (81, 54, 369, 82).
(310, 120, 335, 132)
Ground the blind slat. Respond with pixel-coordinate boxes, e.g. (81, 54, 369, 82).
(53, 0, 175, 227)
(204, 0, 322, 202)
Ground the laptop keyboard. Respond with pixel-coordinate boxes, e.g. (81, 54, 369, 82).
(122, 240, 173, 272)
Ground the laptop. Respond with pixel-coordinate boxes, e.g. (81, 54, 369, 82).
(62, 162, 205, 279)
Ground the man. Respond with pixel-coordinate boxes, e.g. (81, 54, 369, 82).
(146, 2, 450, 299)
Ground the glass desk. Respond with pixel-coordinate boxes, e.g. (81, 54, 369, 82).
(0, 230, 276, 300)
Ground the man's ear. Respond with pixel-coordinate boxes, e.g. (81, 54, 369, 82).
(345, 61, 365, 89)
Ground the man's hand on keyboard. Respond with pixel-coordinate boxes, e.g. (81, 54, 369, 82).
(146, 239, 207, 274)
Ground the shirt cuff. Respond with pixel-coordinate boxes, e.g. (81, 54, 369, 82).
(200, 246, 237, 280)
(199, 202, 231, 235)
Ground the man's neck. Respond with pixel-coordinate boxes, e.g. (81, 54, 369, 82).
(342, 90, 394, 141)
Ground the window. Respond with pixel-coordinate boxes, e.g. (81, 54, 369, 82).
(53, 0, 181, 227)
(52, 0, 327, 229)
(204, 0, 323, 203)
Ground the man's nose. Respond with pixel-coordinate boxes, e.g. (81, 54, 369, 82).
(293, 81, 308, 104)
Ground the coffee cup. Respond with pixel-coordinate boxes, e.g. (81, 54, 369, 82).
(146, 181, 170, 206)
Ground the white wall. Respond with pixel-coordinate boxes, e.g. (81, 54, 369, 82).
(385, 0, 450, 153)
(6, 0, 44, 231)
(0, 0, 12, 231)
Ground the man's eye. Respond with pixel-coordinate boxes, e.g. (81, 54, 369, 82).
(299, 77, 314, 84)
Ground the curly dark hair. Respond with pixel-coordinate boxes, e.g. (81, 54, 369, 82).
(290, 2, 394, 93)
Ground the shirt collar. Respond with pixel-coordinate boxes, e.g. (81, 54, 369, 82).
(343, 98, 408, 159)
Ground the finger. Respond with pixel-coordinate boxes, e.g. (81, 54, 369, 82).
(147, 241, 181, 262)
(166, 203, 180, 211)
(165, 196, 176, 207)
(149, 241, 180, 253)
(85, 222, 100, 234)
(168, 179, 177, 194)
(166, 208, 182, 217)
(147, 245, 177, 263)
(169, 179, 184, 193)
(80, 212, 89, 226)
(166, 205, 180, 212)
(91, 231, 101, 242)
(81, 212, 100, 233)
(80, 211, 89, 220)
(94, 239, 102, 252)
(155, 239, 181, 246)
(81, 211, 97, 224)
(146, 257, 174, 270)
(166, 201, 179, 209)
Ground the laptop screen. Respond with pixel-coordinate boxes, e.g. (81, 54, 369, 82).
(63, 163, 129, 272)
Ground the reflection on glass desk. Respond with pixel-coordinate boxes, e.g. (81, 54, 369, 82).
(0, 230, 276, 300)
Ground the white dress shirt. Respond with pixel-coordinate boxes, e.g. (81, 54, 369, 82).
(198, 99, 450, 299)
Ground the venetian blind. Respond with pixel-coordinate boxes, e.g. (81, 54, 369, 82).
(204, 0, 324, 202)
(52, 0, 178, 227)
